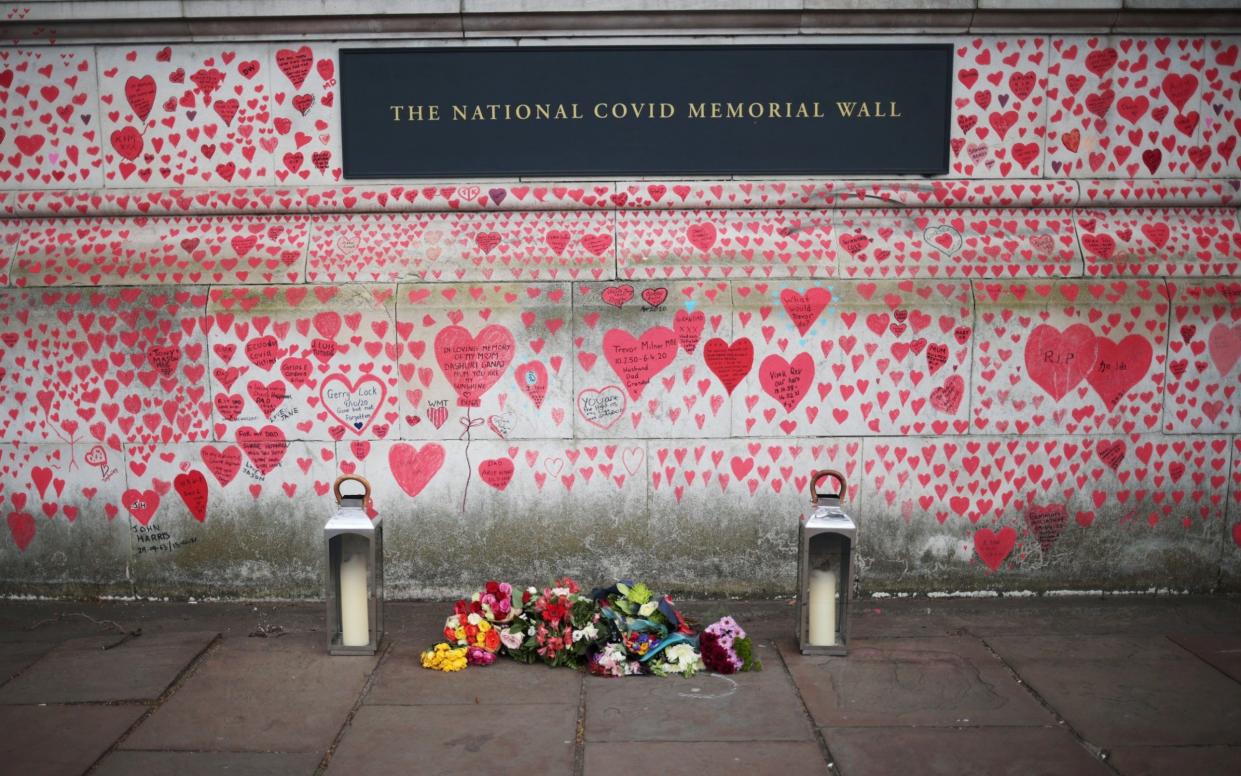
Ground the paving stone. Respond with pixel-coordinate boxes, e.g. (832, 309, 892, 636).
(0, 631, 216, 704)
(584, 741, 830, 775)
(1108, 745, 1241, 776)
(324, 703, 576, 774)
(367, 639, 581, 706)
(0, 704, 144, 776)
(123, 634, 377, 753)
(92, 751, 322, 776)
(584, 643, 813, 742)
(781, 636, 1051, 727)
(0, 641, 55, 686)
(826, 726, 1112, 776)
(987, 635, 1241, 746)
(1167, 633, 1241, 683)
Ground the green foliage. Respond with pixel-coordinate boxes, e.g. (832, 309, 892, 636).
(735, 636, 762, 672)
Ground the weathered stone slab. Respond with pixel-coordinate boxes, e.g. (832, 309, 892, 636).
(308, 212, 614, 283)
(645, 438, 859, 595)
(617, 210, 836, 279)
(733, 279, 973, 436)
(366, 639, 581, 705)
(837, 209, 1081, 279)
(1108, 745, 1241, 776)
(93, 751, 322, 776)
(397, 281, 574, 441)
(123, 633, 376, 752)
(345, 439, 648, 598)
(584, 643, 813, 742)
(0, 630, 214, 704)
(782, 636, 1052, 727)
(0, 640, 55, 686)
(0, 704, 143, 776)
(1167, 632, 1241, 683)
(861, 434, 1229, 590)
(987, 634, 1241, 746)
(125, 441, 338, 599)
(0, 48, 103, 190)
(573, 280, 732, 439)
(1045, 37, 1209, 179)
(325, 703, 576, 774)
(1164, 279, 1241, 433)
(0, 443, 132, 597)
(1078, 209, 1241, 277)
(946, 37, 1050, 179)
(970, 279, 1167, 437)
(11, 216, 310, 287)
(585, 741, 830, 775)
(826, 726, 1112, 776)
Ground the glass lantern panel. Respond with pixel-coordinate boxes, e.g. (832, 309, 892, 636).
(806, 532, 845, 647)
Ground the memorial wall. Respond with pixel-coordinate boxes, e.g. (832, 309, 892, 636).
(0, 23, 1239, 598)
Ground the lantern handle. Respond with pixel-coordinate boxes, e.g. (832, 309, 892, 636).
(809, 469, 846, 505)
(333, 474, 372, 505)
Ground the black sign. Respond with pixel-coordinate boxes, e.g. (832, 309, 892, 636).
(340, 45, 952, 178)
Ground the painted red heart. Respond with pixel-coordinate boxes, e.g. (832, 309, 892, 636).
(1026, 504, 1068, 553)
(1024, 324, 1097, 401)
(703, 337, 753, 395)
(974, 526, 1016, 571)
(7, 512, 35, 552)
(1208, 323, 1241, 376)
(602, 326, 679, 401)
(320, 373, 386, 434)
(780, 288, 831, 336)
(434, 324, 515, 408)
(515, 360, 548, 409)
(276, 46, 313, 88)
(389, 442, 445, 498)
(759, 352, 814, 412)
(600, 285, 634, 308)
(124, 75, 156, 121)
(174, 470, 208, 522)
(122, 488, 160, 526)
(1086, 335, 1152, 411)
(930, 374, 964, 413)
(687, 223, 717, 252)
(641, 288, 668, 307)
(236, 425, 287, 476)
(201, 445, 242, 486)
(479, 458, 515, 491)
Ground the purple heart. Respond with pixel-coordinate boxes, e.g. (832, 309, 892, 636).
(488, 188, 506, 205)
(187, 110, 196, 120)
(998, 94, 1009, 108)
(1051, 160, 1063, 174)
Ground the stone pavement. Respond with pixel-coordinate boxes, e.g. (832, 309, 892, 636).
(1, 596, 1240, 776)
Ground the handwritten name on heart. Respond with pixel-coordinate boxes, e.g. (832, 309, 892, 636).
(759, 352, 814, 412)
(479, 458, 515, 491)
(320, 373, 386, 434)
(578, 385, 626, 429)
(434, 325, 515, 408)
(1086, 335, 1152, 411)
(602, 327, 679, 401)
(389, 442, 445, 498)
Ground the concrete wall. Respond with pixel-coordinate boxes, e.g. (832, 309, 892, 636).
(0, 33, 1239, 598)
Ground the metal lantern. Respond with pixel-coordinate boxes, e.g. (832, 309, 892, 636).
(797, 469, 856, 656)
(324, 475, 384, 655)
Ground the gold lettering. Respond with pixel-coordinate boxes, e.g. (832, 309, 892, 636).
(536, 104, 550, 120)
(890, 101, 902, 117)
(858, 102, 871, 117)
(515, 104, 531, 120)
(813, 102, 823, 118)
(688, 103, 705, 119)
(453, 105, 467, 121)
(660, 102, 676, 118)
(389, 105, 402, 121)
(836, 101, 856, 117)
(594, 102, 608, 119)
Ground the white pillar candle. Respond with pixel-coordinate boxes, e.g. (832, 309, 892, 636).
(807, 568, 837, 646)
(339, 535, 370, 647)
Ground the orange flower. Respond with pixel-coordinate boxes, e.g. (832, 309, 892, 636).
(484, 628, 501, 652)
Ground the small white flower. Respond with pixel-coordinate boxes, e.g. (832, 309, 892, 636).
(572, 623, 599, 643)
(638, 601, 658, 617)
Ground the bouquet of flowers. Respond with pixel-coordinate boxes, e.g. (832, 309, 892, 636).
(442, 579, 519, 654)
(529, 577, 604, 668)
(699, 616, 761, 674)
